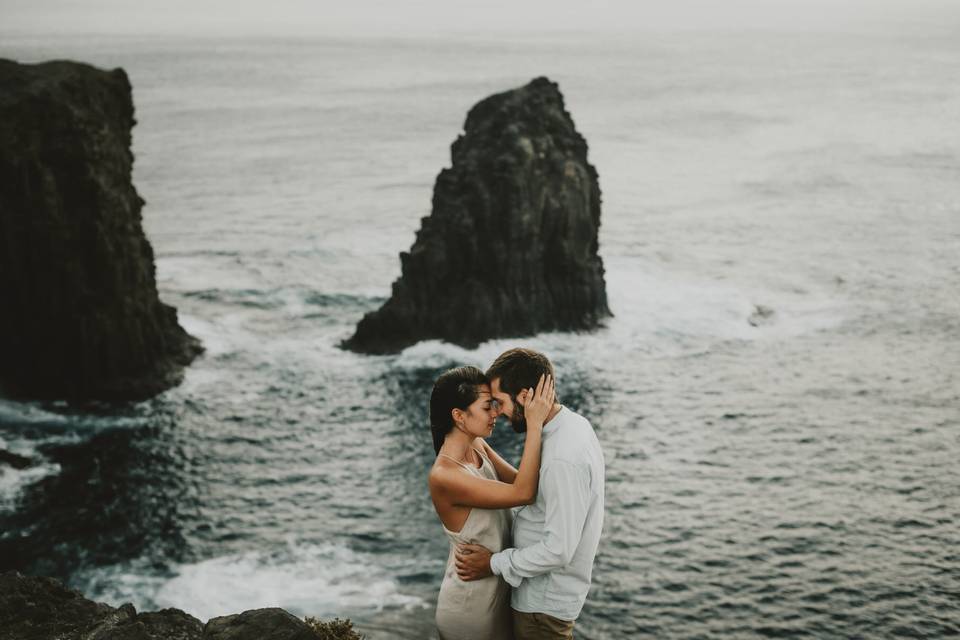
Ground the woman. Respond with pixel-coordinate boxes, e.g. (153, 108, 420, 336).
(428, 366, 555, 640)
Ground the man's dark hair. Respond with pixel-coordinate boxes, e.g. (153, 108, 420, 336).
(485, 348, 558, 402)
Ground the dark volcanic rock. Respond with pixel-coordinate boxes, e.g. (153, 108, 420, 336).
(0, 572, 205, 639)
(0, 572, 358, 639)
(204, 608, 318, 640)
(135, 609, 205, 640)
(344, 76, 611, 353)
(0, 59, 202, 401)
(0, 572, 199, 640)
(0, 571, 117, 639)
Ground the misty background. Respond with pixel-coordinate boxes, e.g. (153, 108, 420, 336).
(1, 1, 958, 639)
(3, 0, 960, 36)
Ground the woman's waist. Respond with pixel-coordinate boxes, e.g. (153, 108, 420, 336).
(444, 530, 510, 553)
(440, 567, 509, 593)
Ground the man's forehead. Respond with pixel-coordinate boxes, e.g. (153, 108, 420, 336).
(489, 378, 507, 395)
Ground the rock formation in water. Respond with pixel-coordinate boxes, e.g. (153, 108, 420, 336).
(0, 572, 360, 640)
(344, 76, 611, 354)
(748, 304, 776, 327)
(0, 59, 202, 401)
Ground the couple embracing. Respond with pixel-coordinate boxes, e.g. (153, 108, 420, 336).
(429, 348, 605, 640)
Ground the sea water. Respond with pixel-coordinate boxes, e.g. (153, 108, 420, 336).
(0, 26, 958, 638)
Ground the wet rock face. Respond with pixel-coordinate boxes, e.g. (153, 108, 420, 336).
(0, 59, 201, 401)
(344, 76, 611, 354)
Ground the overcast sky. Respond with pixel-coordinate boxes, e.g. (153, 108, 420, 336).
(2, 0, 957, 37)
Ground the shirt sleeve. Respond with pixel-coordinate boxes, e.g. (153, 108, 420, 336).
(489, 459, 592, 587)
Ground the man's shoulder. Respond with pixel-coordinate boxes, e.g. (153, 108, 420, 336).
(546, 409, 601, 464)
(554, 406, 594, 430)
(555, 408, 599, 443)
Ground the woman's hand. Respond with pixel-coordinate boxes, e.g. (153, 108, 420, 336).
(520, 374, 555, 429)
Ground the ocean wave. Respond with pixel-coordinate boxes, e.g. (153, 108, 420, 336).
(390, 335, 596, 371)
(0, 399, 71, 428)
(604, 257, 848, 344)
(0, 400, 157, 513)
(74, 538, 428, 623)
(178, 287, 379, 319)
(0, 456, 61, 514)
(0, 433, 61, 514)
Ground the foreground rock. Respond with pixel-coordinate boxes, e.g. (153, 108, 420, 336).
(344, 76, 611, 353)
(205, 609, 317, 640)
(0, 59, 201, 401)
(0, 572, 358, 640)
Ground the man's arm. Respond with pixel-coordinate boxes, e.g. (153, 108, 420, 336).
(488, 460, 593, 587)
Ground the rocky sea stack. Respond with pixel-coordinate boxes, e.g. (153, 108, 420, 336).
(344, 76, 611, 354)
(0, 572, 360, 640)
(0, 59, 201, 401)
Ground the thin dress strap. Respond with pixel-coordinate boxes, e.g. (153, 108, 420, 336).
(437, 451, 484, 471)
(473, 447, 491, 469)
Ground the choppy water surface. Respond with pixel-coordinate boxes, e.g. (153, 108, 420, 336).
(1, 27, 959, 638)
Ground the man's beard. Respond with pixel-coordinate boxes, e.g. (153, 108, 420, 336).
(509, 401, 527, 434)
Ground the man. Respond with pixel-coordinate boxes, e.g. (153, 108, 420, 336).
(455, 348, 605, 639)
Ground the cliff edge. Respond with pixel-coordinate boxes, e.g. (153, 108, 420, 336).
(0, 59, 202, 401)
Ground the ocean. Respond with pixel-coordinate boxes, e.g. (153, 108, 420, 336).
(1, 25, 958, 638)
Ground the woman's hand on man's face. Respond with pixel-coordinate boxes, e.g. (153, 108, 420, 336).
(520, 374, 555, 429)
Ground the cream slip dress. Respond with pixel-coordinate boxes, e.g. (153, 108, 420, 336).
(434, 447, 514, 640)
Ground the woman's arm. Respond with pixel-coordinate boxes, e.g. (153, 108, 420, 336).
(431, 375, 554, 510)
(430, 464, 537, 509)
(479, 439, 518, 484)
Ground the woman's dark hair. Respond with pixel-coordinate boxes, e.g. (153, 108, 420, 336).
(430, 366, 489, 454)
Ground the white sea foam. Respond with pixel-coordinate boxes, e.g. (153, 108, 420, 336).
(0, 433, 61, 513)
(0, 462, 60, 512)
(389, 262, 849, 375)
(77, 538, 427, 623)
(393, 335, 596, 372)
(175, 312, 242, 359)
(394, 341, 486, 369)
(0, 399, 70, 427)
(0, 398, 150, 432)
(604, 257, 848, 344)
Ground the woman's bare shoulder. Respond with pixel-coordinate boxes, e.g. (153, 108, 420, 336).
(428, 457, 460, 488)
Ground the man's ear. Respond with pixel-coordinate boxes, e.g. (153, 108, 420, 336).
(515, 389, 528, 406)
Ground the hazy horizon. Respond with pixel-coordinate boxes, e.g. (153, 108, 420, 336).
(3, 0, 959, 38)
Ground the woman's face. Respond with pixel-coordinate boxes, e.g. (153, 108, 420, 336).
(460, 385, 499, 438)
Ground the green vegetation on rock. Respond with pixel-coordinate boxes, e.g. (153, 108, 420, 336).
(304, 616, 365, 640)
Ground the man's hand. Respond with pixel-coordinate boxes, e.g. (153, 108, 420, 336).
(455, 544, 493, 581)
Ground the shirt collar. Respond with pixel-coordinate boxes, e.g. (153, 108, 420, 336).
(542, 405, 566, 436)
